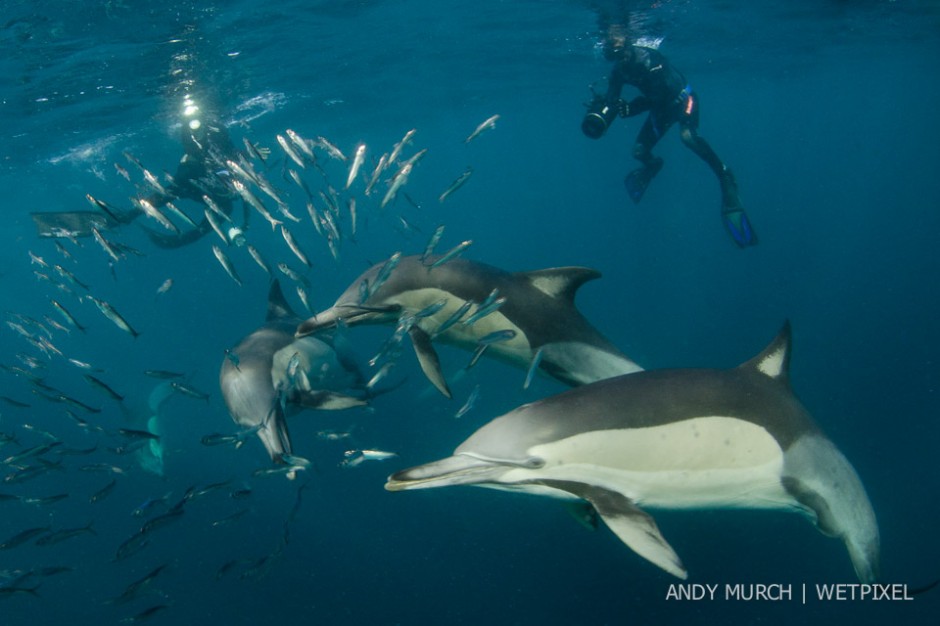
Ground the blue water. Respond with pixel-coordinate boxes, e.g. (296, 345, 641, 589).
(1, 1, 939, 624)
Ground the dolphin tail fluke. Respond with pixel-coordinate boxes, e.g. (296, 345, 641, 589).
(539, 479, 688, 580)
(408, 326, 452, 398)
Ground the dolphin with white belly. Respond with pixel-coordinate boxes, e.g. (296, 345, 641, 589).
(385, 322, 880, 582)
(219, 280, 367, 462)
(295, 255, 642, 397)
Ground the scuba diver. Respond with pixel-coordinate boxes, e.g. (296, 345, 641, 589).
(32, 96, 248, 249)
(581, 24, 757, 248)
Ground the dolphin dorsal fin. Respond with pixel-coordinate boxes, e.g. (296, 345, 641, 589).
(740, 321, 792, 385)
(516, 267, 601, 302)
(266, 280, 297, 321)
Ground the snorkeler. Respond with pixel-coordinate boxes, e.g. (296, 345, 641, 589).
(581, 23, 757, 248)
(32, 97, 247, 249)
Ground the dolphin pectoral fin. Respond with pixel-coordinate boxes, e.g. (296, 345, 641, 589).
(540, 479, 688, 580)
(408, 326, 452, 398)
(295, 390, 368, 411)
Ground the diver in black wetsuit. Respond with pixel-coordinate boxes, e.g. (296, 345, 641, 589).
(581, 26, 757, 248)
(32, 100, 247, 249)
(137, 107, 247, 249)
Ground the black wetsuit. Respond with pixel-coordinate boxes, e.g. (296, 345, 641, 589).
(604, 45, 739, 210)
(141, 123, 244, 249)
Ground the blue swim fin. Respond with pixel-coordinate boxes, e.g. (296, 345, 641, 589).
(721, 207, 757, 248)
(623, 158, 663, 204)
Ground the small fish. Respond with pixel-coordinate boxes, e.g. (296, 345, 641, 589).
(137, 198, 178, 233)
(79, 463, 125, 474)
(34, 522, 95, 546)
(144, 370, 183, 379)
(243, 137, 269, 163)
(83, 374, 125, 401)
(0, 396, 30, 408)
(429, 240, 473, 270)
(0, 586, 40, 598)
(85, 194, 123, 221)
(247, 245, 272, 275)
(202, 194, 232, 223)
(170, 381, 210, 402)
(204, 208, 230, 244)
(212, 245, 242, 287)
(141, 168, 168, 196)
(438, 167, 473, 203)
(28, 250, 48, 267)
(121, 604, 169, 623)
(366, 362, 395, 392)
(50, 299, 85, 332)
(476, 329, 517, 345)
(316, 135, 346, 161)
(364, 153, 389, 196)
(90, 478, 118, 503)
(277, 263, 308, 286)
(288, 169, 314, 200)
(108, 563, 169, 605)
(18, 493, 69, 506)
(462, 296, 507, 327)
(87, 295, 140, 338)
(277, 133, 306, 168)
(523, 347, 544, 390)
(232, 179, 282, 230)
(380, 162, 412, 209)
(0, 526, 52, 550)
(455, 384, 480, 419)
(53, 264, 89, 290)
(4, 441, 63, 465)
(118, 428, 160, 441)
(280, 225, 310, 267)
(163, 201, 197, 229)
(465, 114, 500, 143)
(346, 143, 366, 189)
(211, 509, 248, 528)
(370, 251, 402, 297)
(317, 429, 352, 441)
(388, 128, 417, 165)
(414, 298, 448, 319)
(252, 465, 306, 481)
(296, 285, 313, 315)
(347, 197, 358, 238)
(140, 508, 185, 535)
(92, 227, 122, 262)
(156, 278, 173, 296)
(467, 344, 489, 369)
(114, 530, 150, 561)
(421, 225, 446, 262)
(433, 300, 473, 337)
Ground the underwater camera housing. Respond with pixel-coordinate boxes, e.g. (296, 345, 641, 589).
(582, 95, 617, 139)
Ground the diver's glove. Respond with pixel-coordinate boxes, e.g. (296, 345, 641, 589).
(616, 99, 629, 117)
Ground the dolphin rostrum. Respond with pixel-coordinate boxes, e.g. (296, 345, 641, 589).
(385, 322, 879, 582)
(219, 280, 368, 462)
(295, 255, 642, 397)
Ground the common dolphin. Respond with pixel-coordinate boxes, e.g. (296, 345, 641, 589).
(295, 255, 642, 397)
(385, 323, 880, 582)
(219, 280, 367, 462)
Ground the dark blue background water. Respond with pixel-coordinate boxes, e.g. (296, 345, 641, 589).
(1, 1, 938, 624)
